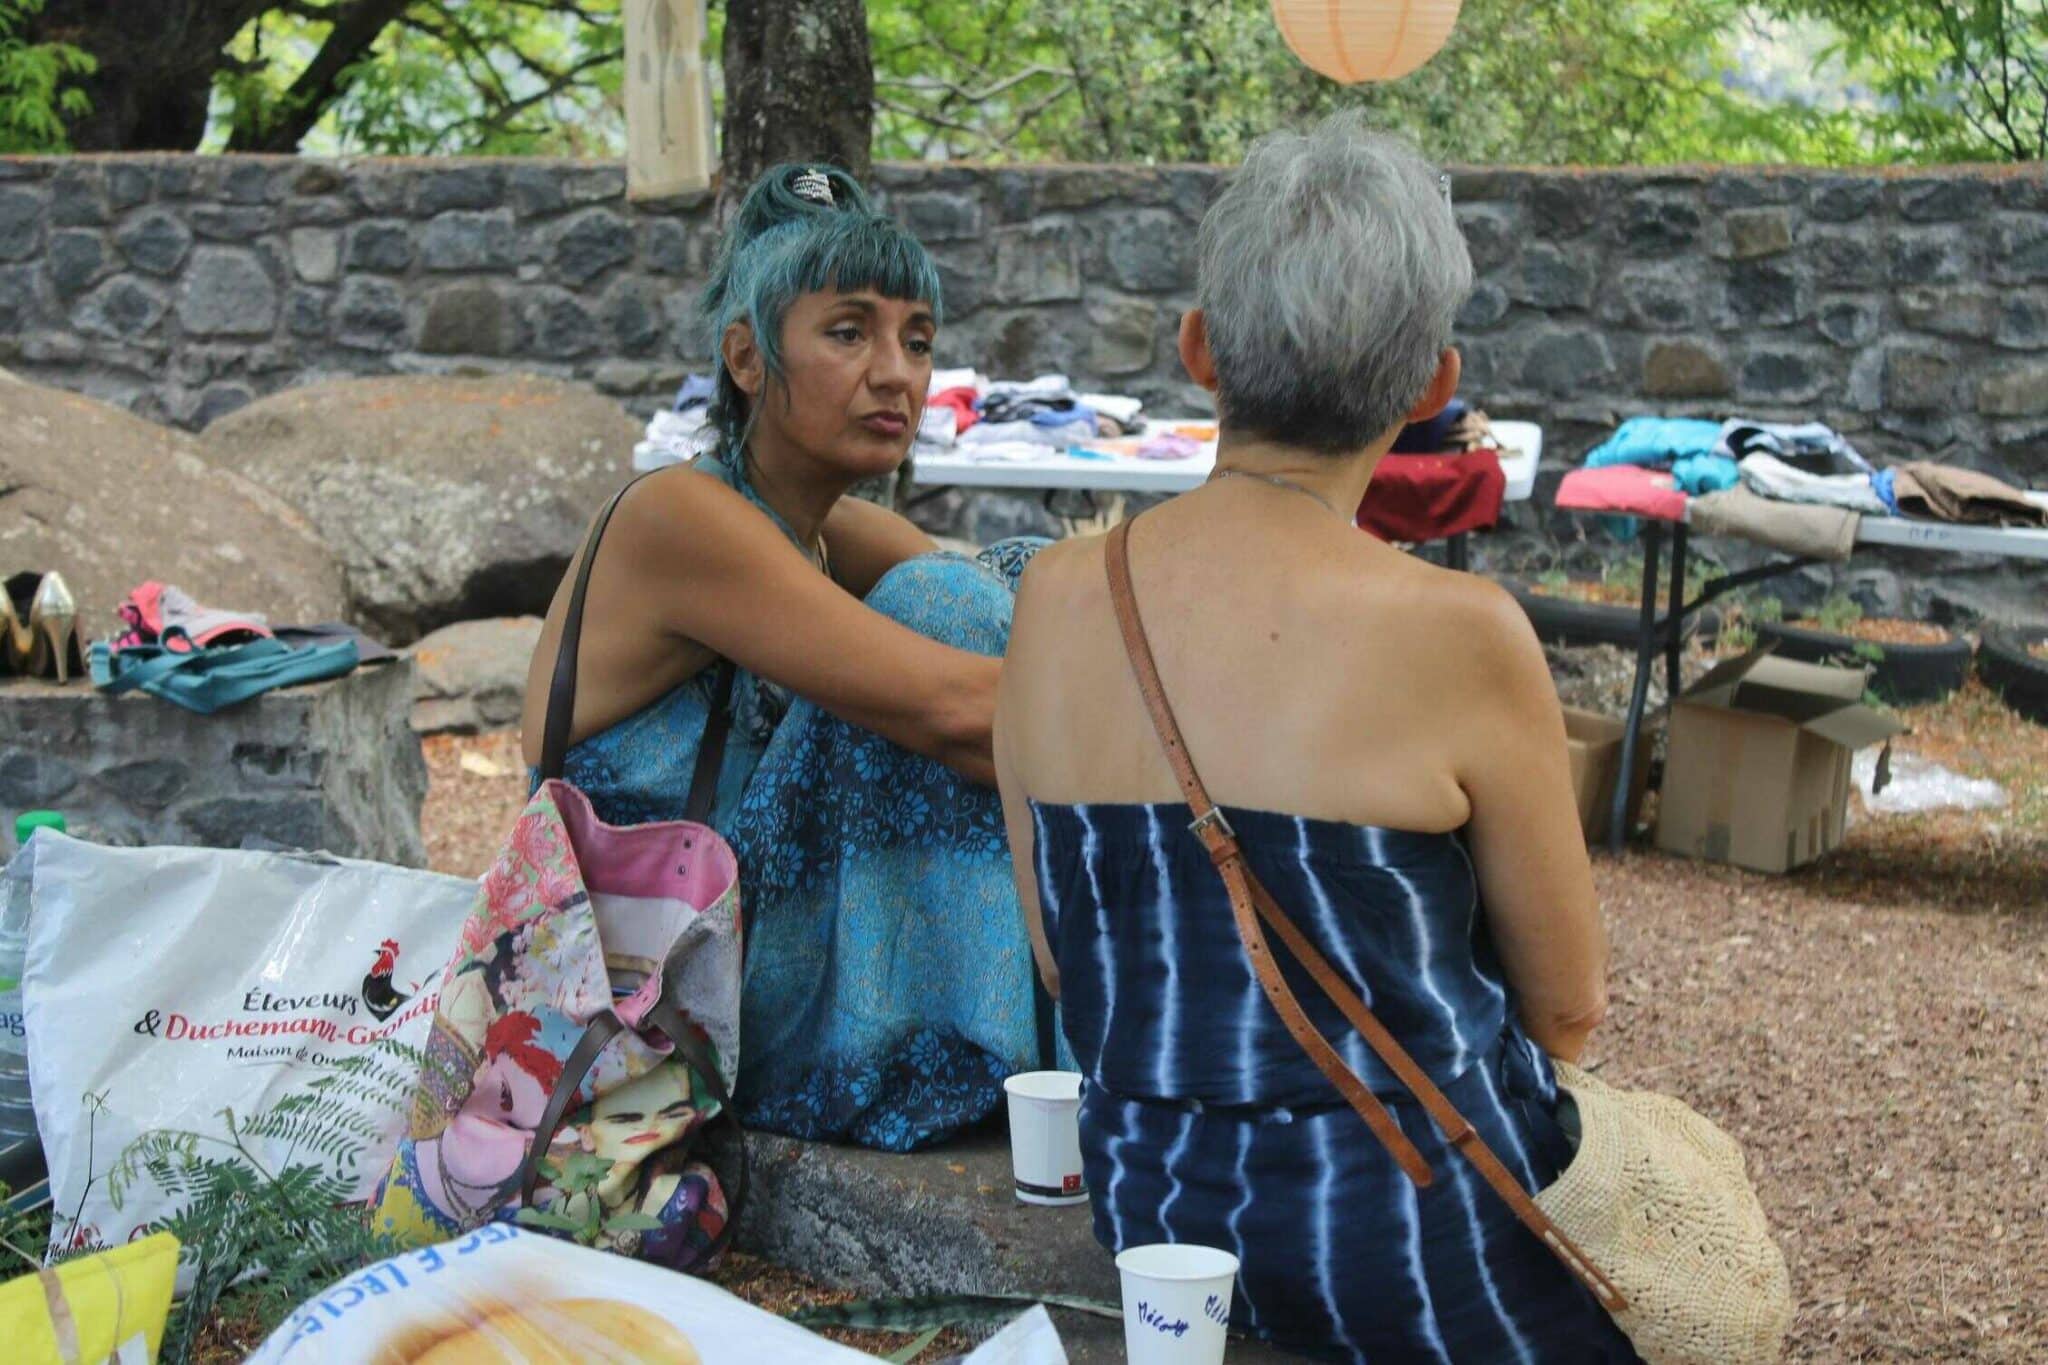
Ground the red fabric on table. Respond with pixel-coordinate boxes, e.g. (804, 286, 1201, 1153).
(1356, 449, 1506, 543)
(1555, 465, 1687, 522)
(927, 387, 981, 434)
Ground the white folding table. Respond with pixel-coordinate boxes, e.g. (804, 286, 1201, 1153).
(910, 420, 1543, 567)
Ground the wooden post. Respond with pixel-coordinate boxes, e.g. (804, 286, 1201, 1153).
(624, 0, 715, 201)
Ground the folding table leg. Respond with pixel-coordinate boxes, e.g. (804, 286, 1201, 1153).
(1666, 523, 1688, 704)
(1609, 524, 1663, 854)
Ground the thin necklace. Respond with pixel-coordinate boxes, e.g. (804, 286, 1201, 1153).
(741, 449, 833, 579)
(1209, 467, 1346, 520)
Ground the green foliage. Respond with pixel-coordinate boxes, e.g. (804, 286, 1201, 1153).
(1813, 594, 1865, 633)
(513, 1150, 664, 1245)
(1719, 617, 1759, 653)
(211, 1, 624, 155)
(98, 1046, 421, 1365)
(0, 1180, 52, 1273)
(865, 0, 1899, 165)
(1766, 0, 2048, 160)
(0, 0, 94, 152)
(42, 0, 2037, 163)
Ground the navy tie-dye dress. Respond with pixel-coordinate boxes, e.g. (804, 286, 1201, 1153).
(1030, 801, 1643, 1363)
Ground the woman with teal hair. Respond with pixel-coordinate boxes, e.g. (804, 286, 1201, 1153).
(520, 164, 1052, 1151)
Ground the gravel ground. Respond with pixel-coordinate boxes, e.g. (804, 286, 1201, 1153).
(420, 673, 2047, 1363)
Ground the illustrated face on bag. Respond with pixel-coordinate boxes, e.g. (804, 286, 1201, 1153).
(584, 1065, 699, 1164)
(416, 1011, 565, 1214)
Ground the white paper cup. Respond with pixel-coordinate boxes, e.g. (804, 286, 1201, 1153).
(1002, 1070, 1086, 1206)
(1117, 1243, 1239, 1365)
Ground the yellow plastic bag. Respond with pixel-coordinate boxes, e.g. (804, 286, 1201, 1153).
(0, 1231, 180, 1365)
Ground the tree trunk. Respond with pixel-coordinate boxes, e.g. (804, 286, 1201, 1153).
(716, 0, 873, 221)
(31, 0, 272, 150)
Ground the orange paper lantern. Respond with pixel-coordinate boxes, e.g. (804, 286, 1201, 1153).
(1270, 0, 1463, 83)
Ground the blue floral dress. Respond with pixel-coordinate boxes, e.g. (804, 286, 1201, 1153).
(547, 456, 1053, 1151)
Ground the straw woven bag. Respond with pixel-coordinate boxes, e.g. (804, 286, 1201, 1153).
(1536, 1061, 1793, 1363)
(1102, 518, 1794, 1365)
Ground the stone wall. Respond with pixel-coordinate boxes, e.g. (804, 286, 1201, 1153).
(0, 154, 2043, 620)
(0, 662, 428, 865)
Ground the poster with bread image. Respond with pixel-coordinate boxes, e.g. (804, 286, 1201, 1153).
(250, 1225, 892, 1364)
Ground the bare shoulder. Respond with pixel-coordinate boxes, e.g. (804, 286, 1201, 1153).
(609, 463, 786, 567)
(1013, 530, 1106, 615)
(1355, 555, 1549, 699)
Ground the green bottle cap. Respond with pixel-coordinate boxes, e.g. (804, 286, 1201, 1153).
(14, 811, 65, 845)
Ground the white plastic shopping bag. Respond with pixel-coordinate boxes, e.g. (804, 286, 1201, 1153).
(22, 833, 474, 1258)
(248, 1225, 1070, 1364)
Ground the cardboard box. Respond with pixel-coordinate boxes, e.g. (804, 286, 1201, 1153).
(1655, 648, 1905, 874)
(1562, 707, 1651, 845)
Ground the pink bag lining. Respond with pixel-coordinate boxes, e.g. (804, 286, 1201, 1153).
(542, 780, 738, 913)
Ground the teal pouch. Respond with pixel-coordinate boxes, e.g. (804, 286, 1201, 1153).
(89, 636, 359, 714)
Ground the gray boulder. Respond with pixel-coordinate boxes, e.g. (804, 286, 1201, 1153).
(0, 379, 346, 641)
(199, 374, 638, 643)
(408, 615, 541, 735)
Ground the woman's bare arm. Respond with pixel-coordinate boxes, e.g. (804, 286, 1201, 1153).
(1452, 584, 1610, 1062)
(596, 472, 998, 783)
(821, 493, 941, 599)
(995, 563, 1061, 997)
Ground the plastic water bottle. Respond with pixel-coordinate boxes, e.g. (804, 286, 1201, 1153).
(0, 810, 64, 1144)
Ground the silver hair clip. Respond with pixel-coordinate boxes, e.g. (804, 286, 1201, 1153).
(793, 168, 835, 207)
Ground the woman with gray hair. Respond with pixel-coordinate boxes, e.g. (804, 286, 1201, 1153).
(995, 114, 1640, 1360)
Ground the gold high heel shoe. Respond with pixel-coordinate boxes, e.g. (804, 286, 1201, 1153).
(5, 572, 83, 683)
(0, 579, 26, 677)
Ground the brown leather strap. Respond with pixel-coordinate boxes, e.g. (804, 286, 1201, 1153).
(1101, 518, 1627, 1315)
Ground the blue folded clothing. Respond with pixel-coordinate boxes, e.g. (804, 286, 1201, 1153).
(1671, 453, 1740, 496)
(1029, 402, 1097, 433)
(1585, 417, 1725, 470)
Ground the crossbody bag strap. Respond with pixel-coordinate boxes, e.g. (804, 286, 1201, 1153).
(1101, 519, 1627, 1315)
(540, 473, 736, 790)
(1102, 520, 1430, 1187)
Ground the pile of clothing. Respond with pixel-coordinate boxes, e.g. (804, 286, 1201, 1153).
(1358, 400, 1511, 543)
(633, 375, 717, 471)
(1558, 416, 2048, 560)
(630, 370, 1164, 470)
(916, 370, 1153, 462)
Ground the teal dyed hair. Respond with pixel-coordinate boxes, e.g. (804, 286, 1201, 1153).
(701, 163, 944, 457)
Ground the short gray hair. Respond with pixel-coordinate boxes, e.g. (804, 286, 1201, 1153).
(1197, 113, 1472, 455)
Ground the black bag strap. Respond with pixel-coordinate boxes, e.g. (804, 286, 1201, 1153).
(515, 987, 749, 1264)
(539, 473, 735, 818)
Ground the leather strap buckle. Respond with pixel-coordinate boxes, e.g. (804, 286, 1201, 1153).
(1189, 806, 1235, 841)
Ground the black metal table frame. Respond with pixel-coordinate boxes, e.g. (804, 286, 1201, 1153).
(1602, 520, 1822, 853)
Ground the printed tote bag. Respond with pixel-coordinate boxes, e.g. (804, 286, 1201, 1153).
(373, 476, 748, 1272)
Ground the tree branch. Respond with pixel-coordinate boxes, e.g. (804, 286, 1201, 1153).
(225, 0, 414, 152)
